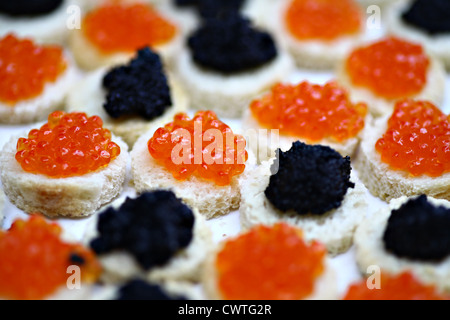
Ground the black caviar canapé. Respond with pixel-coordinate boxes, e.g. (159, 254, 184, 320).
(402, 0, 450, 35)
(383, 195, 450, 262)
(116, 279, 187, 300)
(102, 47, 172, 120)
(187, 12, 277, 74)
(174, 0, 245, 19)
(0, 0, 63, 16)
(265, 141, 354, 215)
(90, 191, 195, 270)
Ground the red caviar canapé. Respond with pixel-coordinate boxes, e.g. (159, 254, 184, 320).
(215, 223, 326, 300)
(250, 81, 367, 142)
(344, 271, 450, 300)
(83, 2, 177, 54)
(148, 111, 248, 186)
(0, 215, 102, 300)
(285, 0, 362, 41)
(15, 111, 121, 178)
(346, 37, 430, 100)
(0, 33, 67, 105)
(375, 99, 450, 177)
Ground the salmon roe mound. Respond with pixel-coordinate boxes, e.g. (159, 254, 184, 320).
(285, 0, 362, 41)
(0, 215, 101, 300)
(148, 111, 248, 186)
(83, 3, 177, 54)
(346, 37, 430, 100)
(344, 271, 450, 300)
(215, 223, 326, 300)
(15, 111, 121, 178)
(0, 33, 67, 105)
(250, 81, 367, 142)
(375, 99, 450, 177)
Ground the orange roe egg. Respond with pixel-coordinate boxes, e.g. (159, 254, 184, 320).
(375, 99, 450, 177)
(344, 271, 450, 300)
(0, 33, 67, 105)
(215, 223, 326, 300)
(148, 111, 248, 186)
(346, 37, 430, 100)
(250, 81, 367, 142)
(15, 111, 121, 178)
(285, 0, 362, 41)
(83, 3, 177, 54)
(0, 215, 102, 300)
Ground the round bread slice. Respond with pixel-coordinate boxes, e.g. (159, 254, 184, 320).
(239, 157, 370, 255)
(353, 195, 450, 293)
(201, 230, 338, 300)
(354, 115, 450, 202)
(335, 42, 446, 118)
(0, 133, 129, 218)
(0, 52, 80, 125)
(385, 0, 450, 70)
(130, 127, 249, 220)
(175, 48, 294, 119)
(66, 68, 188, 147)
(82, 197, 213, 284)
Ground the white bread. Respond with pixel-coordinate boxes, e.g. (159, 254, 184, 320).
(0, 133, 129, 218)
(0, 0, 78, 45)
(353, 195, 450, 292)
(386, 0, 450, 70)
(83, 201, 213, 285)
(201, 228, 338, 300)
(0, 53, 79, 125)
(174, 48, 294, 118)
(66, 67, 189, 147)
(241, 107, 369, 163)
(68, 1, 183, 71)
(239, 157, 370, 255)
(354, 115, 450, 202)
(335, 41, 446, 118)
(130, 127, 249, 220)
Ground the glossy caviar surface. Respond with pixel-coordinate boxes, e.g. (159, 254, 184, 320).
(0, 216, 101, 300)
(216, 223, 326, 300)
(83, 3, 177, 54)
(375, 99, 450, 177)
(15, 111, 121, 178)
(344, 271, 450, 300)
(286, 0, 362, 41)
(402, 0, 450, 35)
(0, 33, 67, 105)
(346, 37, 430, 100)
(148, 111, 248, 186)
(250, 81, 367, 142)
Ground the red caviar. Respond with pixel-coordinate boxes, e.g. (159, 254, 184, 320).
(148, 111, 248, 186)
(0, 215, 102, 300)
(346, 37, 430, 100)
(375, 99, 450, 177)
(15, 111, 121, 178)
(83, 3, 177, 54)
(285, 0, 362, 41)
(215, 223, 326, 300)
(344, 271, 450, 300)
(0, 33, 67, 105)
(250, 81, 367, 142)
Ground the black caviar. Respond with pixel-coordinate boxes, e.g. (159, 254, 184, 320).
(90, 191, 195, 270)
(187, 12, 277, 73)
(265, 141, 354, 215)
(402, 0, 450, 35)
(102, 47, 172, 120)
(173, 0, 245, 19)
(116, 279, 187, 300)
(0, 0, 63, 16)
(383, 195, 450, 262)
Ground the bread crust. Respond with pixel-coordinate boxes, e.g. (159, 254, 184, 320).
(0, 133, 129, 218)
(354, 195, 450, 292)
